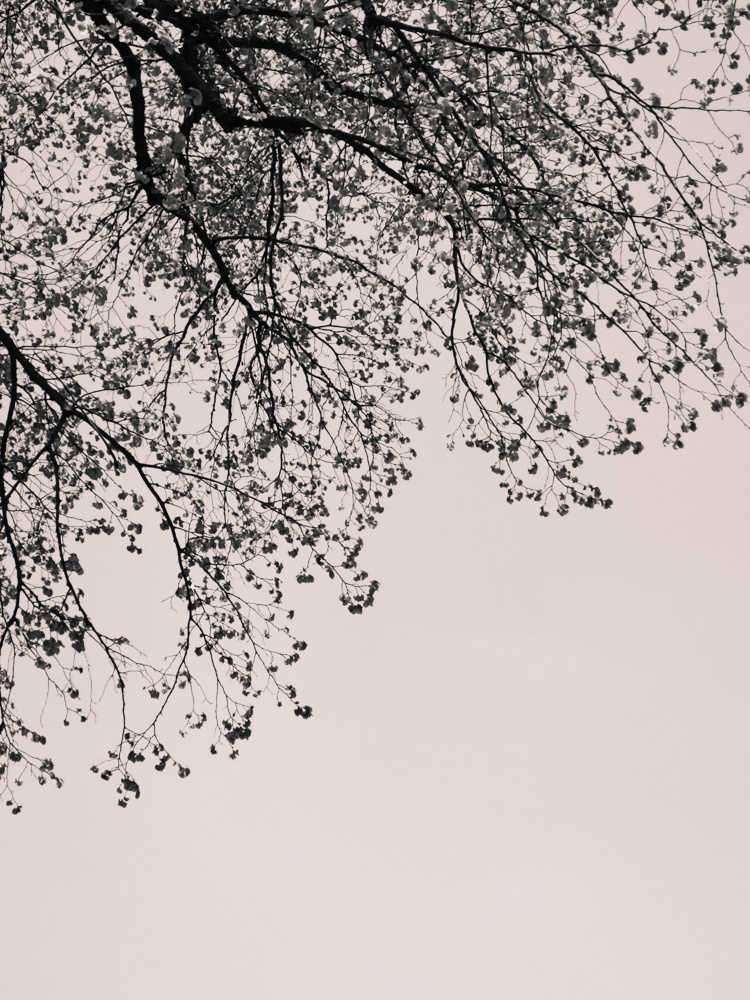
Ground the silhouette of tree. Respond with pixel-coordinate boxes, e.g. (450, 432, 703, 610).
(1, 0, 749, 809)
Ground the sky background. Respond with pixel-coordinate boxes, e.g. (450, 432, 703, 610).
(1, 358, 749, 999)
(3, 28, 750, 996)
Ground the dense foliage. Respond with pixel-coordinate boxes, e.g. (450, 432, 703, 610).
(1, 0, 749, 808)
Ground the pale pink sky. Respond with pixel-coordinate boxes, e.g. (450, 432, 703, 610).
(1, 360, 749, 998)
(3, 40, 750, 994)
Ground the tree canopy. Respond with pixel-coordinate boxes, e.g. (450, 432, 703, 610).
(1, 0, 749, 809)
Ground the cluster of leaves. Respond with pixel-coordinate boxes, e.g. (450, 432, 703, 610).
(1, 0, 749, 809)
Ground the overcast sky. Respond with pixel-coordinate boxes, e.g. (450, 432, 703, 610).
(3, 25, 750, 994)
